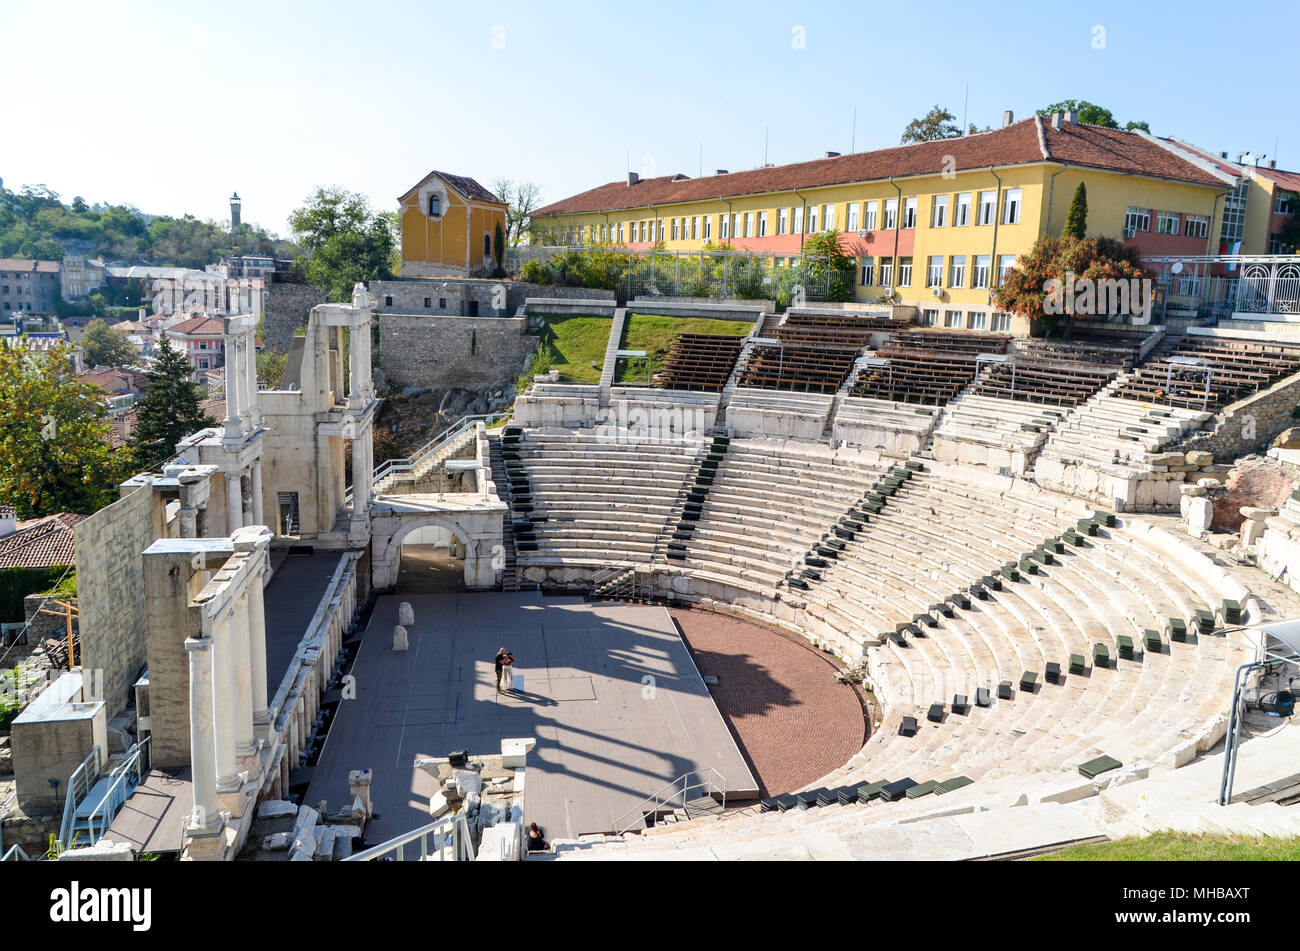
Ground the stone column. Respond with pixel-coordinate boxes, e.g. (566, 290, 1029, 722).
(226, 473, 243, 534)
(232, 591, 256, 758)
(251, 462, 264, 528)
(178, 505, 197, 538)
(244, 332, 259, 428)
(352, 434, 371, 513)
(223, 334, 241, 441)
(238, 336, 253, 430)
(185, 634, 220, 833)
(211, 607, 241, 793)
(248, 558, 270, 731)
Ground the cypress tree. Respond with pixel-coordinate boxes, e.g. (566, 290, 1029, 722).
(1063, 182, 1088, 239)
(130, 336, 214, 470)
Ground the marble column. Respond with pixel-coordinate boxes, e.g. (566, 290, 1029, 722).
(185, 634, 219, 832)
(226, 473, 243, 535)
(211, 607, 240, 792)
(223, 334, 241, 441)
(248, 557, 270, 730)
(251, 462, 264, 528)
(244, 333, 259, 427)
(178, 505, 197, 538)
(232, 592, 256, 757)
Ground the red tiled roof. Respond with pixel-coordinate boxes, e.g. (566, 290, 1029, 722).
(166, 315, 226, 336)
(1255, 166, 1300, 193)
(0, 513, 85, 569)
(0, 258, 61, 274)
(400, 170, 504, 205)
(80, 367, 148, 395)
(534, 117, 1227, 217)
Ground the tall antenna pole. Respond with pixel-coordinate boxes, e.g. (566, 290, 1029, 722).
(962, 84, 969, 134)
(699, 140, 703, 177)
(764, 126, 769, 167)
(851, 107, 857, 153)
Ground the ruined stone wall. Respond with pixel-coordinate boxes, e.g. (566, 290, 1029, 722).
(378, 315, 539, 390)
(74, 483, 156, 718)
(1175, 372, 1300, 462)
(263, 283, 327, 353)
(369, 279, 614, 319)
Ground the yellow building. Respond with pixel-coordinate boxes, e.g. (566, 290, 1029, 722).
(532, 112, 1236, 331)
(398, 171, 508, 278)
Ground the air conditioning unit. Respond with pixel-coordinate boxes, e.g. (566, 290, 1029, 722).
(858, 230, 867, 238)
(1123, 227, 1137, 238)
(932, 287, 943, 298)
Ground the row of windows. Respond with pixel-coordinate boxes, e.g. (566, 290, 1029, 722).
(858, 253, 1016, 289)
(1125, 208, 1211, 239)
(551, 188, 1027, 244)
(919, 308, 1013, 331)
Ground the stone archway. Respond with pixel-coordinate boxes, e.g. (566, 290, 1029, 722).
(370, 497, 504, 592)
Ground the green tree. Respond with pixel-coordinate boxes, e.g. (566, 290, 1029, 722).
(1037, 100, 1149, 132)
(1062, 182, 1088, 239)
(256, 349, 288, 390)
(289, 187, 395, 301)
(900, 105, 962, 144)
(130, 336, 213, 471)
(493, 221, 506, 276)
(81, 319, 137, 367)
(0, 342, 128, 517)
(801, 230, 856, 301)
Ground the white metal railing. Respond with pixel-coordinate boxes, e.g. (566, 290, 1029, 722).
(612, 768, 728, 835)
(343, 813, 474, 861)
(79, 737, 151, 849)
(345, 411, 510, 505)
(57, 745, 103, 851)
(0, 844, 31, 861)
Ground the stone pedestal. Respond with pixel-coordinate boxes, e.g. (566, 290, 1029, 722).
(393, 625, 409, 651)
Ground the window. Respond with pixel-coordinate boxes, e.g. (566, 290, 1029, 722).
(969, 312, 989, 330)
(807, 206, 817, 233)
(990, 312, 1011, 332)
(859, 257, 874, 285)
(1179, 275, 1203, 296)
(428, 194, 441, 217)
(954, 193, 971, 226)
(198, 341, 208, 350)
(384, 295, 394, 306)
(702, 217, 711, 240)
(1157, 212, 1180, 235)
(484, 233, 492, 256)
(926, 255, 943, 287)
(424, 297, 432, 308)
(691, 216, 699, 240)
(949, 255, 966, 288)
(879, 257, 894, 286)
(972, 255, 991, 288)
(1276, 193, 1294, 215)
(778, 208, 789, 234)
(793, 206, 803, 234)
(198, 358, 209, 370)
(720, 215, 729, 239)
(898, 256, 913, 286)
(824, 204, 836, 232)
(846, 203, 859, 232)
(1183, 216, 1209, 239)
(744, 212, 754, 238)
(864, 200, 878, 231)
(902, 197, 917, 229)
(1125, 208, 1150, 234)
(944, 310, 962, 328)
(617, 223, 624, 243)
(883, 198, 898, 230)
(1002, 188, 1021, 225)
(439, 297, 447, 309)
(671, 219, 679, 240)
(997, 254, 1016, 284)
(922, 308, 939, 326)
(599, 224, 607, 242)
(759, 211, 769, 237)
(931, 195, 948, 228)
(977, 190, 996, 226)
(732, 213, 741, 237)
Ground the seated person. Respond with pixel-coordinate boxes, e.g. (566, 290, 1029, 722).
(526, 821, 548, 851)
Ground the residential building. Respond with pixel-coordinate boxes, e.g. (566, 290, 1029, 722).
(0, 259, 62, 315)
(397, 170, 508, 278)
(61, 256, 106, 299)
(531, 111, 1234, 332)
(165, 314, 228, 381)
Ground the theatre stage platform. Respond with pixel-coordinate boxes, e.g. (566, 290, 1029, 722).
(306, 592, 758, 845)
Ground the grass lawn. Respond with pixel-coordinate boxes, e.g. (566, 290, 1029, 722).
(1035, 831, 1300, 861)
(615, 314, 750, 384)
(530, 315, 614, 383)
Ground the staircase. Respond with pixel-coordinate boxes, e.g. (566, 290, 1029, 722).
(598, 307, 629, 407)
(57, 737, 150, 854)
(591, 564, 641, 600)
(487, 431, 520, 592)
(610, 768, 729, 835)
(659, 432, 731, 566)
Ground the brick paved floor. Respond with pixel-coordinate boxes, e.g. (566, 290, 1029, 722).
(670, 607, 866, 798)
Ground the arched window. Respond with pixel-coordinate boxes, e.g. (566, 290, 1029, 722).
(484, 233, 492, 257)
(428, 194, 441, 217)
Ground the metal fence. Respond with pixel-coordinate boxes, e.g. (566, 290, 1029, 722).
(1145, 255, 1300, 320)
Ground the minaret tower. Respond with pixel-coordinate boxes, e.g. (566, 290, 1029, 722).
(230, 192, 241, 233)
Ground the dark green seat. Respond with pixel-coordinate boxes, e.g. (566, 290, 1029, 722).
(1077, 518, 1098, 536)
(904, 460, 923, 471)
(1144, 629, 1163, 654)
(1069, 653, 1086, 675)
(1092, 510, 1117, 527)
(1093, 642, 1109, 668)
(905, 780, 938, 799)
(935, 776, 973, 795)
(1020, 670, 1037, 691)
(1063, 528, 1081, 545)
(1117, 634, 1134, 660)
(1019, 557, 1038, 574)
(1043, 538, 1065, 554)
(1000, 563, 1020, 581)
(1222, 599, 1243, 624)
(1193, 608, 1214, 634)
(1078, 754, 1122, 779)
(997, 681, 1013, 700)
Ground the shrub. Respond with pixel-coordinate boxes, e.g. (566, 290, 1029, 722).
(520, 258, 552, 285)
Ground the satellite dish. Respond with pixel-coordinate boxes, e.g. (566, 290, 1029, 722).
(1171, 261, 1184, 274)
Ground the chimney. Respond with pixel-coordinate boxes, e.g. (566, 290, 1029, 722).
(824, 151, 841, 158)
(1064, 110, 1078, 125)
(627, 171, 639, 186)
(1051, 112, 1063, 131)
(1270, 159, 1278, 169)
(715, 169, 729, 175)
(0, 506, 14, 539)
(1220, 151, 1229, 160)
(1003, 110, 1014, 128)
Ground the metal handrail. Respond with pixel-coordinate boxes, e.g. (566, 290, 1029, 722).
(346, 411, 510, 504)
(0, 844, 31, 861)
(81, 737, 150, 847)
(343, 813, 474, 862)
(58, 745, 102, 851)
(612, 767, 728, 835)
